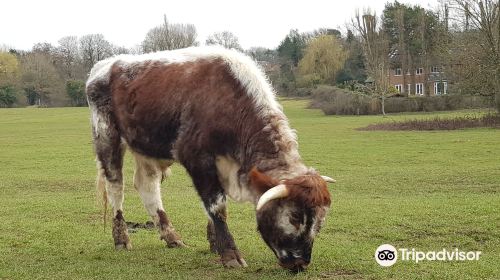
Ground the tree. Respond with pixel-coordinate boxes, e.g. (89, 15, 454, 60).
(206, 31, 242, 50)
(247, 47, 278, 63)
(298, 35, 348, 85)
(0, 52, 20, 107)
(21, 52, 65, 106)
(142, 15, 198, 53)
(336, 29, 367, 83)
(79, 34, 113, 73)
(0, 85, 17, 107)
(277, 29, 307, 67)
(352, 11, 391, 115)
(32, 42, 56, 56)
(0, 52, 19, 85)
(382, 2, 443, 95)
(54, 36, 84, 80)
(447, 0, 500, 111)
(66, 80, 86, 106)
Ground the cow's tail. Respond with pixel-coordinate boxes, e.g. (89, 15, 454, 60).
(96, 160, 108, 230)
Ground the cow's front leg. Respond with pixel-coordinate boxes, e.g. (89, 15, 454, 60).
(207, 219, 217, 253)
(204, 193, 247, 268)
(184, 158, 247, 268)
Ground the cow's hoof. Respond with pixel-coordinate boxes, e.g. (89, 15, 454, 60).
(112, 212, 131, 251)
(221, 250, 248, 268)
(224, 258, 248, 268)
(115, 242, 132, 250)
(161, 230, 186, 248)
(166, 239, 187, 248)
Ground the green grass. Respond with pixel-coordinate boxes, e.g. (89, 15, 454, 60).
(0, 101, 499, 279)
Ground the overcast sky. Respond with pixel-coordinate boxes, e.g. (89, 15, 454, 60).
(1, 0, 439, 51)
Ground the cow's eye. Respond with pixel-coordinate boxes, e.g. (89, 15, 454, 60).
(289, 212, 303, 230)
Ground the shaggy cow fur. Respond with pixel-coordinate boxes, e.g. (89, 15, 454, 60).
(86, 46, 331, 271)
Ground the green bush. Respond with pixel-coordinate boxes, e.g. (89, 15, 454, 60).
(0, 85, 17, 108)
(66, 80, 87, 107)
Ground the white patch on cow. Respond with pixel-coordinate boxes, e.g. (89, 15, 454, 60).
(277, 205, 306, 236)
(90, 107, 108, 138)
(215, 156, 255, 203)
(310, 206, 329, 238)
(105, 179, 125, 216)
(209, 194, 226, 215)
(280, 250, 288, 258)
(133, 152, 172, 217)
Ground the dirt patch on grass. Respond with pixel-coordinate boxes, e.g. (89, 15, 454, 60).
(358, 114, 500, 131)
(126, 221, 155, 233)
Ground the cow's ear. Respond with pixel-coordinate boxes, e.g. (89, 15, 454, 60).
(249, 167, 279, 195)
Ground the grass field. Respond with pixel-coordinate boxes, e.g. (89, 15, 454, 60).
(0, 100, 499, 279)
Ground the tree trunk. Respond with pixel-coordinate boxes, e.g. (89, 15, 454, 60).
(381, 94, 386, 116)
(496, 69, 500, 113)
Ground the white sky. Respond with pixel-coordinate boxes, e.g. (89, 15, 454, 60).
(1, 0, 439, 51)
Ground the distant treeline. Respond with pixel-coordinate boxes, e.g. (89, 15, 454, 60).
(0, 0, 498, 113)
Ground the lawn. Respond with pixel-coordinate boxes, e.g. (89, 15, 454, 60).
(0, 100, 499, 279)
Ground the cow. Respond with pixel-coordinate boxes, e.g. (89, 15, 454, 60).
(85, 46, 334, 272)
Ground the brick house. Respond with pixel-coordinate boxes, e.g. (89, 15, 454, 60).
(388, 65, 449, 96)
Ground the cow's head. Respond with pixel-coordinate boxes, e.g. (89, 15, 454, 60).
(250, 168, 333, 272)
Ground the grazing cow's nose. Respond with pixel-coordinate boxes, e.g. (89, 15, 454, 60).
(293, 258, 309, 271)
(278, 256, 310, 272)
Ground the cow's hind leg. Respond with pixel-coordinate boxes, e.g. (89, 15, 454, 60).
(133, 153, 185, 248)
(182, 155, 247, 268)
(94, 128, 130, 250)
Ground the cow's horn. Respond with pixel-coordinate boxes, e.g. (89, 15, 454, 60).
(256, 184, 289, 211)
(321, 176, 336, 183)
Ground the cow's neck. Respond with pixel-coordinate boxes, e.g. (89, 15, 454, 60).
(248, 113, 308, 181)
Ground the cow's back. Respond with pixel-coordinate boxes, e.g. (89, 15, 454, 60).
(111, 57, 260, 160)
(86, 47, 288, 168)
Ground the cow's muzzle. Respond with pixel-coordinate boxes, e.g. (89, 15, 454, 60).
(278, 256, 310, 273)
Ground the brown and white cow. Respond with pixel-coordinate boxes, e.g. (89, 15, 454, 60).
(86, 46, 334, 272)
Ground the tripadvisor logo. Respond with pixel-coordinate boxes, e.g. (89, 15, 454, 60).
(375, 244, 482, 267)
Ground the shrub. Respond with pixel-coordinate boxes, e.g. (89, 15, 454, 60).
(66, 80, 87, 107)
(358, 114, 500, 131)
(310, 85, 372, 115)
(311, 85, 494, 115)
(0, 85, 17, 108)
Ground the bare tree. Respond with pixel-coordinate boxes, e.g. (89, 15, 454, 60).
(32, 42, 56, 56)
(54, 36, 83, 79)
(142, 15, 198, 53)
(79, 34, 113, 73)
(447, 0, 500, 111)
(21, 52, 65, 106)
(206, 31, 242, 50)
(247, 47, 278, 63)
(0, 44, 14, 52)
(352, 10, 391, 115)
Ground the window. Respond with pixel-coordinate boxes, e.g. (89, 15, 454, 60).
(407, 84, 411, 94)
(416, 68, 423, 75)
(395, 68, 402, 76)
(394, 84, 403, 93)
(406, 69, 411, 75)
(416, 83, 424, 95)
(434, 81, 448, 95)
(431, 66, 440, 73)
